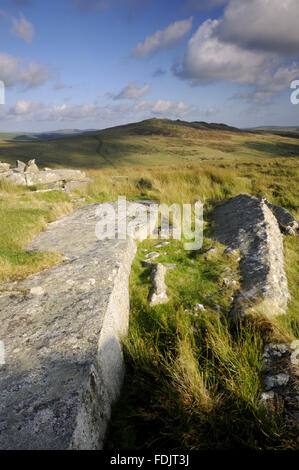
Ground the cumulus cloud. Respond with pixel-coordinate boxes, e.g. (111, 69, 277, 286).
(175, 19, 271, 85)
(113, 81, 151, 100)
(175, 0, 299, 101)
(131, 17, 193, 58)
(0, 52, 51, 88)
(151, 99, 191, 116)
(10, 13, 34, 43)
(218, 0, 299, 55)
(0, 98, 192, 124)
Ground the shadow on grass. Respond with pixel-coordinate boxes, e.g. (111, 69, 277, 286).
(245, 141, 299, 157)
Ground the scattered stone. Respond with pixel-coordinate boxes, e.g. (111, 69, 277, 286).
(285, 226, 296, 236)
(265, 373, 290, 390)
(0, 160, 90, 188)
(260, 391, 275, 404)
(155, 241, 169, 248)
(141, 260, 152, 267)
(261, 340, 298, 427)
(222, 277, 237, 287)
(166, 263, 177, 269)
(212, 305, 221, 312)
(145, 251, 160, 260)
(194, 303, 205, 311)
(263, 343, 289, 359)
(264, 199, 298, 230)
(204, 247, 216, 257)
(204, 293, 215, 299)
(290, 349, 299, 366)
(221, 267, 229, 273)
(224, 247, 236, 255)
(148, 263, 169, 307)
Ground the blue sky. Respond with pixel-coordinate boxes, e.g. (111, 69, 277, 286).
(0, 0, 299, 131)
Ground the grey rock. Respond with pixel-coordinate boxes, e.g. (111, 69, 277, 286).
(260, 391, 274, 404)
(155, 241, 169, 248)
(148, 263, 169, 307)
(224, 247, 237, 255)
(0, 162, 10, 173)
(265, 373, 290, 390)
(0, 160, 89, 188)
(285, 226, 296, 236)
(222, 277, 237, 287)
(141, 260, 152, 267)
(212, 305, 221, 312)
(194, 303, 205, 311)
(165, 263, 177, 269)
(264, 199, 298, 230)
(204, 247, 216, 257)
(213, 194, 289, 318)
(25, 159, 39, 173)
(0, 201, 154, 450)
(16, 160, 26, 172)
(145, 251, 160, 260)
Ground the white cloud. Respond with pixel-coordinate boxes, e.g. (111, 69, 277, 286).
(1, 98, 193, 124)
(113, 81, 151, 100)
(131, 17, 193, 58)
(0, 52, 51, 88)
(151, 99, 191, 116)
(176, 19, 271, 85)
(175, 1, 299, 101)
(218, 0, 299, 55)
(10, 13, 34, 43)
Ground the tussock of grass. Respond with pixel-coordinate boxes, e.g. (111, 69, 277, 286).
(105, 229, 298, 450)
(0, 182, 72, 283)
(0, 142, 297, 450)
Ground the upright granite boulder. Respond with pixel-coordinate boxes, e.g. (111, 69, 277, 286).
(25, 159, 39, 173)
(212, 194, 290, 318)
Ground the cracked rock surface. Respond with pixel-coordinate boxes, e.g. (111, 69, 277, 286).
(212, 194, 289, 318)
(0, 201, 156, 450)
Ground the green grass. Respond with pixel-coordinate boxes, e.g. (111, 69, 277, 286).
(0, 118, 298, 449)
(105, 230, 297, 450)
(1, 118, 299, 170)
(0, 182, 72, 283)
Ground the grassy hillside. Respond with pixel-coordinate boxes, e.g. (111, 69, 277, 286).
(1, 118, 299, 169)
(0, 119, 298, 450)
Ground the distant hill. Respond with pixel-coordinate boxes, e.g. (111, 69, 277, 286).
(0, 118, 298, 170)
(0, 129, 97, 142)
(246, 125, 299, 140)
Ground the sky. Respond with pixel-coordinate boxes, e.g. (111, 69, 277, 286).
(0, 0, 299, 132)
